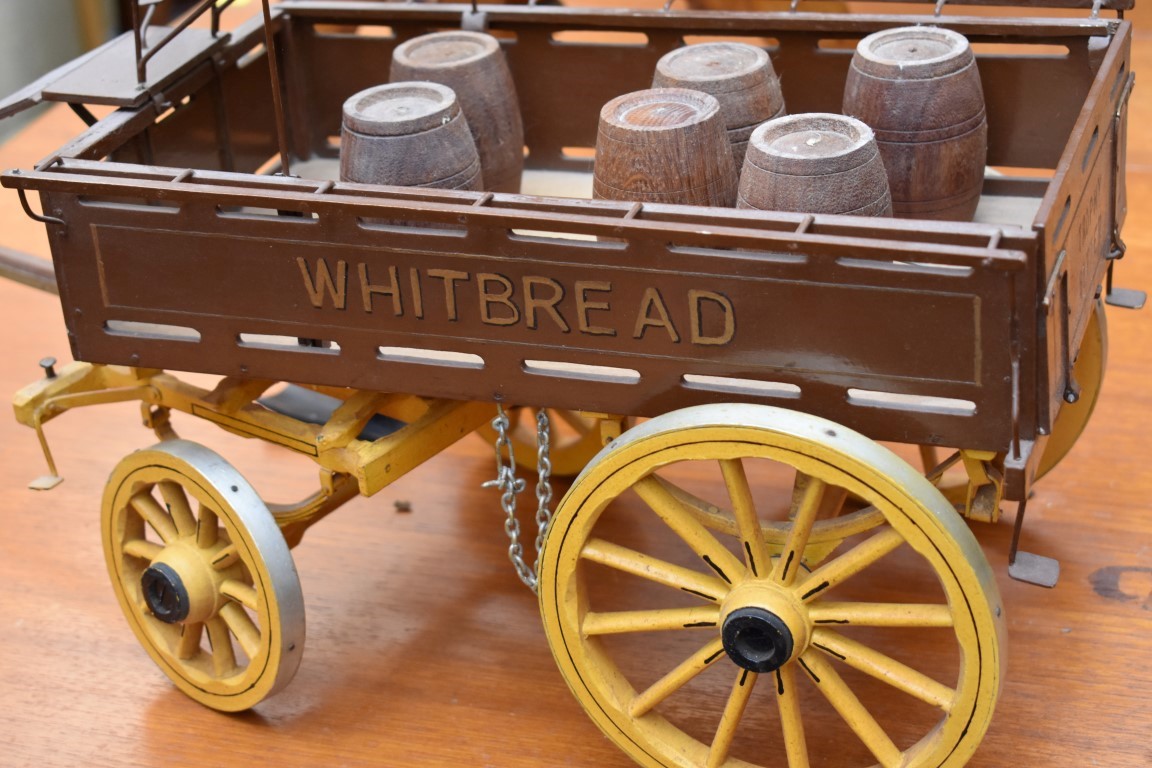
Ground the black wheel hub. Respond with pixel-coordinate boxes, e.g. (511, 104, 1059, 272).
(721, 607, 794, 673)
(141, 562, 190, 624)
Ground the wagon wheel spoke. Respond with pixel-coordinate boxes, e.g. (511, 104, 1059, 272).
(221, 579, 260, 611)
(775, 472, 827, 585)
(177, 621, 204, 660)
(123, 538, 164, 561)
(796, 526, 905, 602)
(707, 668, 759, 768)
(633, 474, 745, 584)
(811, 629, 955, 711)
(581, 538, 727, 603)
(130, 492, 178, 544)
(808, 602, 954, 628)
(720, 459, 771, 578)
(630, 637, 726, 717)
(197, 504, 219, 548)
(206, 616, 238, 676)
(158, 480, 197, 537)
(775, 664, 810, 768)
(582, 606, 721, 635)
(799, 651, 903, 768)
(219, 601, 262, 660)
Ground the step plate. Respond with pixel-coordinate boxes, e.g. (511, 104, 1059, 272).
(42, 27, 229, 108)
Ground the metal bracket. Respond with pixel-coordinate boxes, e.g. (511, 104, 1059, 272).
(1008, 496, 1061, 588)
(15, 185, 65, 228)
(1103, 72, 1143, 309)
(462, 1, 489, 32)
(959, 450, 1004, 524)
(1105, 259, 1147, 308)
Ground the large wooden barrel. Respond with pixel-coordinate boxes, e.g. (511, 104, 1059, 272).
(339, 82, 483, 190)
(593, 88, 738, 207)
(843, 26, 987, 221)
(652, 42, 785, 166)
(391, 31, 524, 194)
(737, 113, 892, 216)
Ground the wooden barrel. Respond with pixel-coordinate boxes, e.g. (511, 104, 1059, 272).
(842, 26, 987, 221)
(339, 82, 483, 190)
(737, 113, 892, 216)
(653, 42, 784, 166)
(593, 88, 737, 207)
(391, 31, 524, 194)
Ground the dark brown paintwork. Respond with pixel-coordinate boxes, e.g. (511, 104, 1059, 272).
(0, 2, 1135, 504)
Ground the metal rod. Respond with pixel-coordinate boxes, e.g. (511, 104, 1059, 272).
(16, 188, 66, 228)
(132, 2, 144, 84)
(139, 0, 219, 74)
(262, 0, 294, 178)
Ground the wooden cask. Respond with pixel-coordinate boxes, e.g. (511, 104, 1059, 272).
(340, 82, 483, 190)
(652, 42, 785, 166)
(843, 26, 987, 221)
(737, 113, 892, 216)
(391, 31, 524, 193)
(593, 88, 738, 207)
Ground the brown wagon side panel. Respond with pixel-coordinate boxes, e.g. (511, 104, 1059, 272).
(18, 165, 1033, 453)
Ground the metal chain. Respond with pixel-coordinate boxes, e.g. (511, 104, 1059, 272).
(533, 409, 554, 580)
(482, 404, 553, 592)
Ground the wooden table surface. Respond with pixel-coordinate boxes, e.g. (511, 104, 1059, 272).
(1, 11, 1151, 768)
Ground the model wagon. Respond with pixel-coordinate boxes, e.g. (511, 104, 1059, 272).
(0, 0, 1144, 765)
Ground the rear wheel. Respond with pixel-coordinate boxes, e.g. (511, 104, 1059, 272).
(539, 404, 1004, 768)
(102, 440, 304, 711)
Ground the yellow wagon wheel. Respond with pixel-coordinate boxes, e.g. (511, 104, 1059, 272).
(539, 404, 1004, 768)
(102, 440, 305, 712)
(1036, 299, 1107, 480)
(477, 407, 611, 477)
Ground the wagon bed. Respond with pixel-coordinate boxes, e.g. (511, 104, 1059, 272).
(3, 2, 1136, 489)
(0, 2, 1142, 766)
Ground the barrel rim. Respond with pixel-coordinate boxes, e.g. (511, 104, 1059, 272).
(654, 42, 772, 89)
(342, 81, 460, 137)
(852, 26, 974, 80)
(599, 88, 722, 140)
(392, 29, 501, 71)
(746, 113, 877, 172)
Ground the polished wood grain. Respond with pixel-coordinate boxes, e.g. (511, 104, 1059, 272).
(1, 22, 1150, 768)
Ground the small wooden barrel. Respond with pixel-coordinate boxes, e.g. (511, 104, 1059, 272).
(593, 88, 737, 207)
(391, 31, 524, 193)
(653, 42, 785, 166)
(737, 113, 892, 216)
(843, 26, 987, 221)
(339, 82, 483, 190)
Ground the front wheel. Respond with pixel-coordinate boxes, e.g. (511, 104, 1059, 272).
(539, 404, 1004, 768)
(102, 440, 305, 711)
